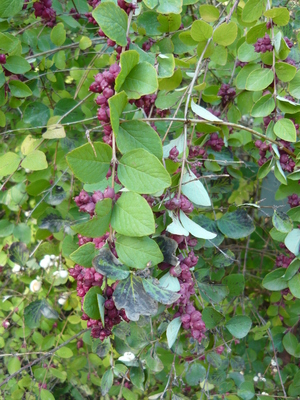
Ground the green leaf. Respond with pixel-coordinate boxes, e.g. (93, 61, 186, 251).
(275, 62, 297, 82)
(70, 242, 98, 268)
(66, 142, 112, 184)
(113, 275, 158, 321)
(50, 23, 66, 46)
(274, 118, 296, 142)
(245, 69, 274, 91)
(145, 349, 164, 372)
(242, 0, 264, 22)
(115, 235, 163, 269)
(92, 247, 130, 280)
(118, 120, 163, 159)
(180, 211, 217, 239)
(115, 50, 140, 91)
(262, 268, 288, 291)
(264, 7, 290, 26)
(237, 382, 255, 400)
(108, 91, 127, 137)
(217, 209, 255, 239)
(158, 54, 175, 78)
(4, 56, 31, 74)
(83, 286, 103, 320)
(0, 0, 23, 18)
(202, 308, 224, 329)
(9, 242, 29, 266)
(272, 210, 293, 233)
(238, 42, 260, 63)
(166, 317, 182, 348)
(56, 347, 73, 359)
(118, 148, 171, 194)
(0, 220, 14, 238)
(159, 272, 180, 292)
(288, 274, 300, 299)
(7, 357, 21, 375)
(41, 389, 55, 400)
(142, 278, 180, 305)
(0, 32, 19, 53)
(0, 152, 21, 176)
(9, 81, 32, 98)
(72, 198, 112, 238)
(101, 369, 114, 395)
(23, 103, 50, 127)
(199, 5, 219, 22)
(285, 229, 300, 256)
(21, 150, 48, 171)
(181, 170, 211, 206)
(223, 274, 245, 296)
(212, 249, 235, 268)
(186, 363, 206, 386)
(283, 258, 300, 280)
(251, 94, 275, 117)
(157, 0, 182, 14)
(213, 22, 237, 46)
(191, 20, 213, 42)
(119, 62, 158, 100)
(225, 315, 252, 339)
(79, 36, 92, 50)
(92, 2, 128, 46)
(54, 98, 85, 123)
(130, 366, 145, 391)
(283, 332, 299, 356)
(111, 192, 155, 237)
(197, 282, 229, 303)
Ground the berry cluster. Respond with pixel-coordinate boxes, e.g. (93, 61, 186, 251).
(278, 140, 295, 173)
(284, 37, 293, 49)
(89, 64, 120, 146)
(0, 54, 6, 65)
(74, 188, 115, 216)
(236, 60, 248, 68)
(33, 0, 56, 27)
(165, 194, 194, 214)
(288, 194, 300, 208)
(142, 38, 156, 51)
(276, 243, 295, 269)
(171, 251, 206, 343)
(69, 8, 81, 20)
(254, 140, 272, 166)
(254, 34, 273, 53)
(70, 188, 129, 340)
(206, 132, 224, 152)
(218, 84, 236, 106)
(169, 146, 179, 161)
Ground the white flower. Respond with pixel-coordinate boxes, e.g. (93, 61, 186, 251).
(261, 377, 266, 382)
(40, 255, 51, 269)
(118, 352, 135, 362)
(273, 368, 278, 373)
(12, 264, 21, 273)
(58, 297, 67, 305)
(271, 359, 276, 366)
(253, 376, 258, 382)
(30, 279, 42, 293)
(261, 392, 269, 396)
(53, 270, 68, 279)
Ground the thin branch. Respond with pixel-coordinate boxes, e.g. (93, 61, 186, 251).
(0, 329, 89, 389)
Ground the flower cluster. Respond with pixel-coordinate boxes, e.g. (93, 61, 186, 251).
(33, 0, 56, 27)
(89, 63, 120, 146)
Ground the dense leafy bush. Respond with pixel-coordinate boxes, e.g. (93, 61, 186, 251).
(1, 0, 300, 398)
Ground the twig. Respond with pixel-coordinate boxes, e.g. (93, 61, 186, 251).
(0, 329, 89, 388)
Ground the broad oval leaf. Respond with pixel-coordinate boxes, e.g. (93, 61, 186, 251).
(245, 69, 274, 91)
(288, 274, 300, 299)
(274, 118, 297, 142)
(272, 210, 293, 233)
(225, 315, 252, 339)
(111, 192, 155, 237)
(66, 142, 112, 184)
(217, 209, 255, 239)
(118, 120, 163, 159)
(262, 268, 288, 291)
(92, 2, 128, 46)
(83, 286, 103, 320)
(118, 148, 171, 194)
(115, 235, 163, 269)
(284, 229, 300, 256)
